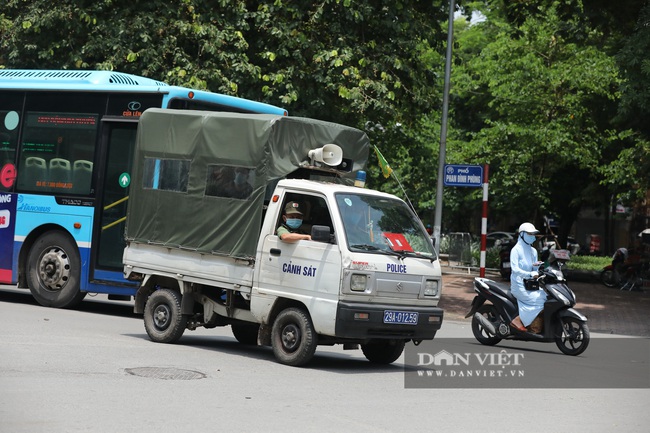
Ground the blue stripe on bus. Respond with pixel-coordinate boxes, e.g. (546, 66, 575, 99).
(14, 194, 93, 243)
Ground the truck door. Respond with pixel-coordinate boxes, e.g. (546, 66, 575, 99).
(257, 193, 342, 319)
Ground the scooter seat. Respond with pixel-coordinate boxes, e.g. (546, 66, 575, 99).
(478, 278, 517, 303)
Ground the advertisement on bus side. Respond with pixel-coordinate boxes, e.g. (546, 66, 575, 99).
(0, 193, 16, 282)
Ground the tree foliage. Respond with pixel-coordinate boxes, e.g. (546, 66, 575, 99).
(1, 0, 451, 215)
(605, 2, 650, 204)
(0, 0, 448, 126)
(449, 0, 634, 242)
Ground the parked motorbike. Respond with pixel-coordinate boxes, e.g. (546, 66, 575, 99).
(600, 263, 621, 288)
(600, 248, 648, 291)
(465, 249, 590, 356)
(600, 248, 626, 288)
(498, 239, 515, 278)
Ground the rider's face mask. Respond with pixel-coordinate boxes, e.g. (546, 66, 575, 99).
(522, 233, 536, 244)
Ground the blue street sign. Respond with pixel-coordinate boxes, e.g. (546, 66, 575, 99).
(443, 164, 483, 187)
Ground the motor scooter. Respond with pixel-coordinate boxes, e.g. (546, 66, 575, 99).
(465, 249, 590, 356)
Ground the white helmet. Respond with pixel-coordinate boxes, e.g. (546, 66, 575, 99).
(517, 222, 539, 234)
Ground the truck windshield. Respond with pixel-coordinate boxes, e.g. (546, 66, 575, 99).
(335, 193, 436, 260)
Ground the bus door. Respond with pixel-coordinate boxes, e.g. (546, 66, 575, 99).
(91, 118, 138, 281)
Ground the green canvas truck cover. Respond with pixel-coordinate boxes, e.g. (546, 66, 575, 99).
(125, 108, 369, 259)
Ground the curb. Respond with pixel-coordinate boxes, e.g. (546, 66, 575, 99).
(563, 269, 600, 283)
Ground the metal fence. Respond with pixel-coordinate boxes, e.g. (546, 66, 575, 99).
(445, 232, 474, 266)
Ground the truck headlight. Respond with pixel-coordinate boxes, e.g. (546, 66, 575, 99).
(424, 280, 440, 297)
(350, 274, 368, 291)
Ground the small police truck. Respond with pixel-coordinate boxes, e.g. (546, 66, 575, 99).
(123, 109, 443, 366)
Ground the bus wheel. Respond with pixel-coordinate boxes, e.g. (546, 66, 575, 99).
(271, 308, 317, 366)
(144, 289, 187, 344)
(27, 231, 85, 308)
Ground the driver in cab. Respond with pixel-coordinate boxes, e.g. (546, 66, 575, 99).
(277, 201, 311, 243)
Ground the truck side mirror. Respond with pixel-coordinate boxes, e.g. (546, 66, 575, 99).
(311, 225, 331, 243)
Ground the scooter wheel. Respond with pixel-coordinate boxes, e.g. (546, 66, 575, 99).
(555, 317, 590, 356)
(600, 269, 619, 288)
(471, 304, 502, 346)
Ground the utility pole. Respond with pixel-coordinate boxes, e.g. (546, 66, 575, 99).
(433, 0, 455, 255)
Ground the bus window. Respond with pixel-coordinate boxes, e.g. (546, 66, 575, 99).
(142, 158, 191, 193)
(16, 112, 98, 195)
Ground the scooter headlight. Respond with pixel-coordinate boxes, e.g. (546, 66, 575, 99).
(551, 269, 564, 280)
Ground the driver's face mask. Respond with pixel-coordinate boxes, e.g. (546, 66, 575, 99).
(286, 218, 302, 229)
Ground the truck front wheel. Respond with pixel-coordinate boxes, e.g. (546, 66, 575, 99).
(144, 289, 187, 343)
(361, 339, 405, 364)
(271, 308, 317, 366)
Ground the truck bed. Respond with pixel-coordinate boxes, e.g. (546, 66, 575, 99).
(123, 242, 254, 293)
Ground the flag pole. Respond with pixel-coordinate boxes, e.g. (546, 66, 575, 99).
(373, 145, 420, 218)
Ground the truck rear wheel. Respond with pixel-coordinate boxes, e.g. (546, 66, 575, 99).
(144, 289, 187, 343)
(27, 231, 86, 308)
(361, 339, 405, 364)
(271, 308, 317, 366)
(231, 323, 260, 345)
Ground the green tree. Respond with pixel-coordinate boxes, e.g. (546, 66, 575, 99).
(1, 0, 261, 94)
(1, 0, 452, 214)
(606, 2, 650, 203)
(0, 0, 449, 125)
(450, 0, 624, 244)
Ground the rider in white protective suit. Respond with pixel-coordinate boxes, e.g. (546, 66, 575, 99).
(509, 222, 546, 332)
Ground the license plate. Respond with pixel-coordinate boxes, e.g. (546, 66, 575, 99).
(383, 310, 418, 325)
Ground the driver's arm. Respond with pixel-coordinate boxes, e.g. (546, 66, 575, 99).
(279, 232, 311, 243)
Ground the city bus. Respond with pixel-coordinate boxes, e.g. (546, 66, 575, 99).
(0, 69, 287, 308)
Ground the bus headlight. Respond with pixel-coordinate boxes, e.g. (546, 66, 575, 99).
(350, 274, 368, 291)
(424, 280, 440, 297)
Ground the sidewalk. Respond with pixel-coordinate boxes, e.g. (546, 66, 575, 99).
(439, 266, 650, 337)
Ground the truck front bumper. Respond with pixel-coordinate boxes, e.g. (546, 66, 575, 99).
(335, 301, 443, 340)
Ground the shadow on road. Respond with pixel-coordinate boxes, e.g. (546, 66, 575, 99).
(0, 287, 137, 319)
(123, 331, 407, 373)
